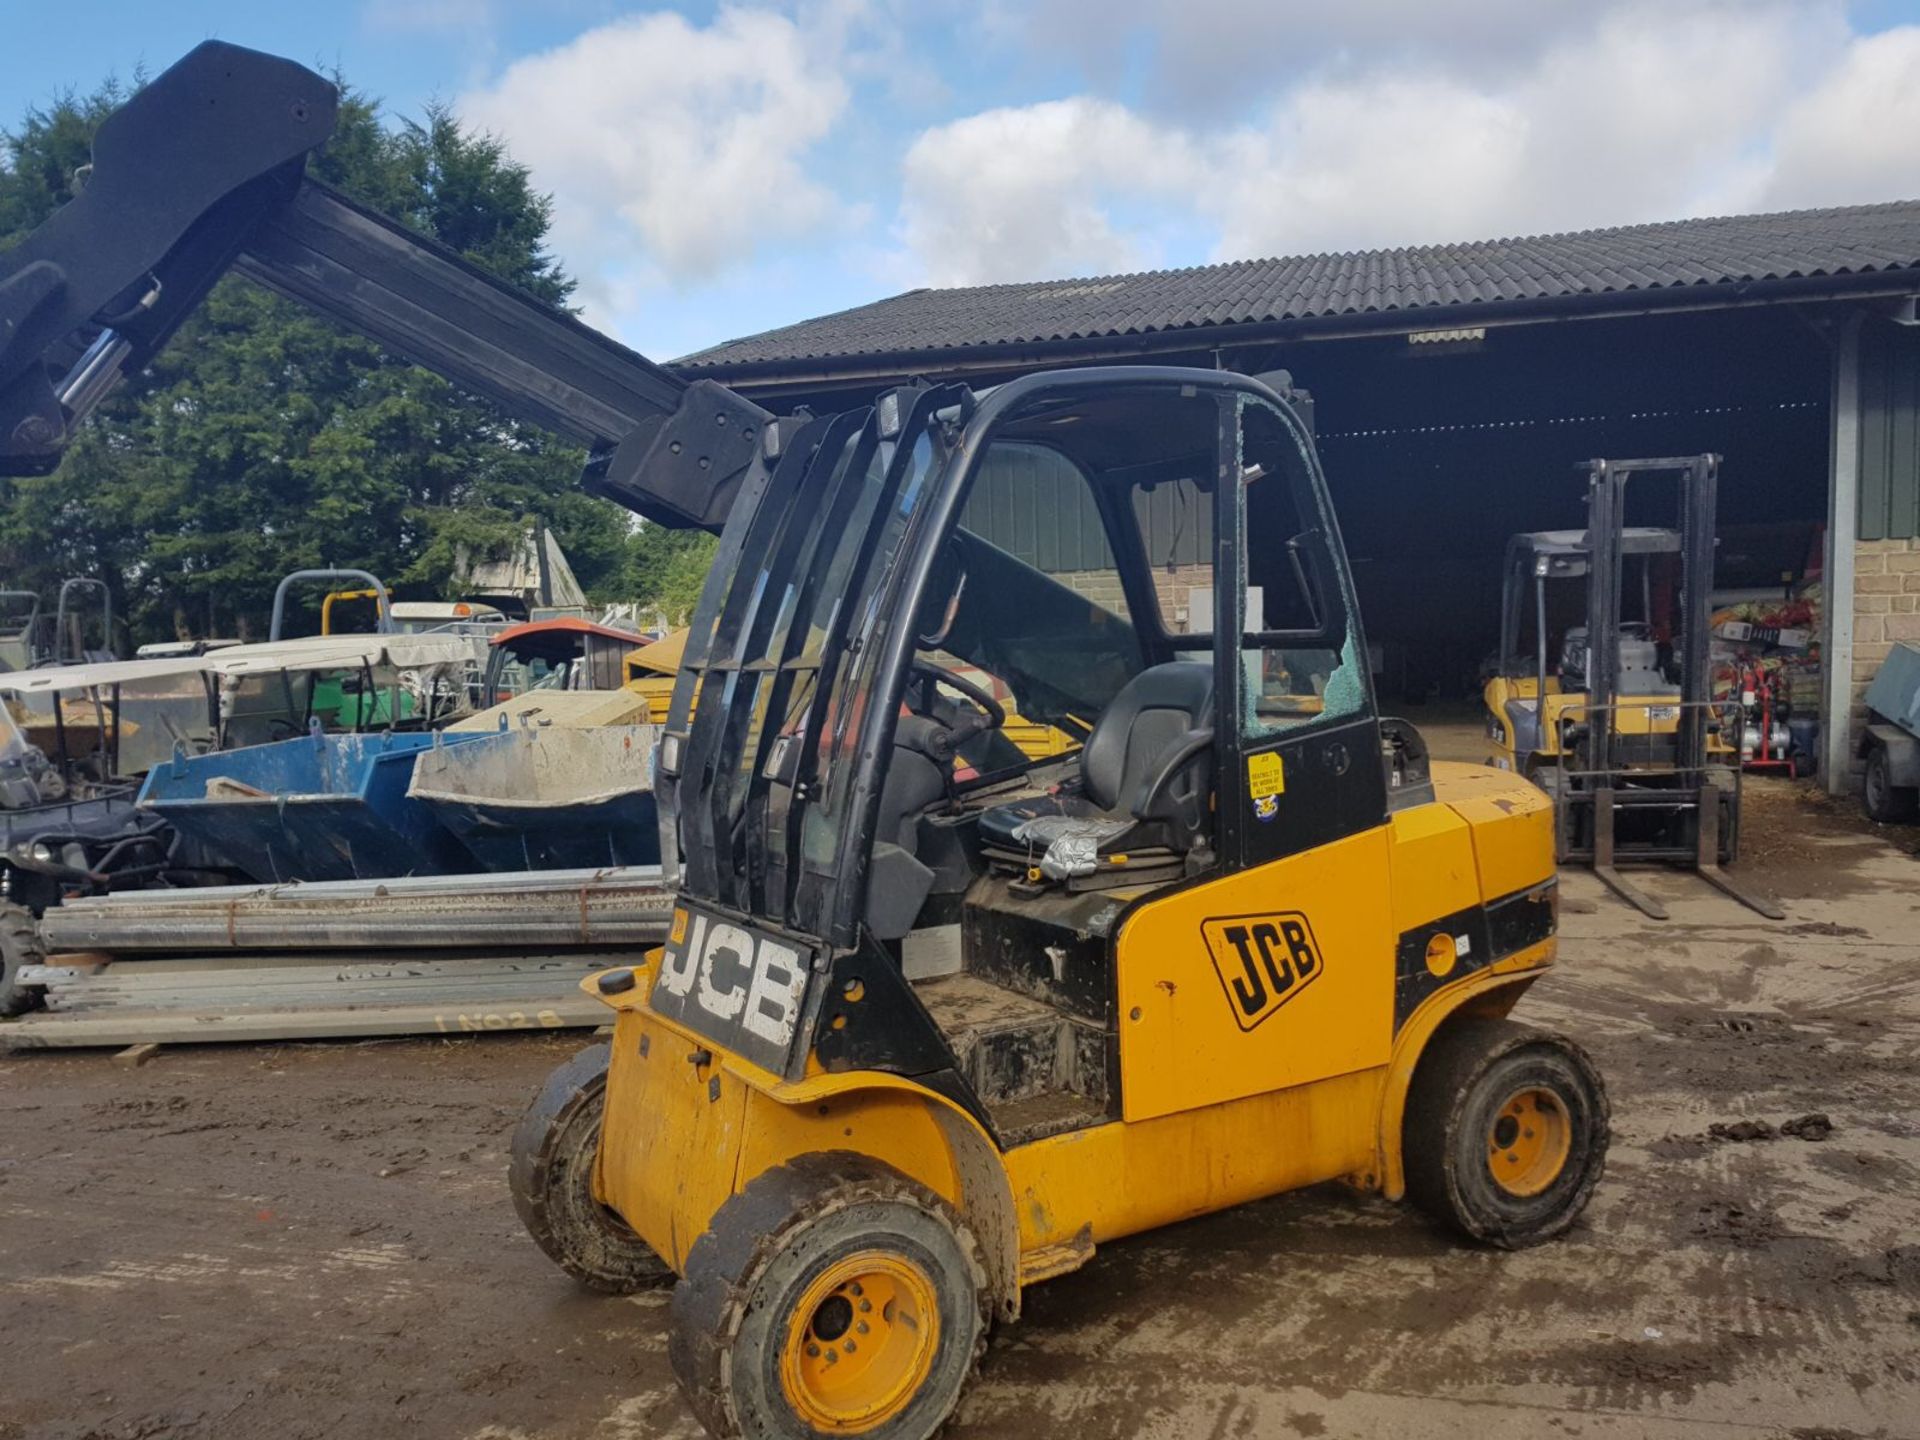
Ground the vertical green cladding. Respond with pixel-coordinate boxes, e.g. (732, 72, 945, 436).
(1859, 317, 1920, 541)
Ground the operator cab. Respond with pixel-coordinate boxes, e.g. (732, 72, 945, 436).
(1496, 527, 1684, 696)
(654, 369, 1432, 1143)
(1490, 527, 1685, 767)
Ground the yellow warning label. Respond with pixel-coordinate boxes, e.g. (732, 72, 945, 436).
(1247, 751, 1285, 799)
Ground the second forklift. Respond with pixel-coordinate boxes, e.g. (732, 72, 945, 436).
(1484, 455, 1778, 919)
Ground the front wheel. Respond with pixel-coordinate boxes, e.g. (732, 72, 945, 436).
(509, 1042, 670, 1293)
(1403, 1018, 1609, 1249)
(670, 1154, 987, 1440)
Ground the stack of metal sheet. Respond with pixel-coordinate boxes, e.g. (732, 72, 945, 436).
(3, 867, 672, 1050)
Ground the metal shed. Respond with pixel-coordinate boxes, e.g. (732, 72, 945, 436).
(677, 201, 1920, 793)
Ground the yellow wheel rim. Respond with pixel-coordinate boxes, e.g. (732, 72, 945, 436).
(779, 1251, 941, 1433)
(1487, 1086, 1572, 1198)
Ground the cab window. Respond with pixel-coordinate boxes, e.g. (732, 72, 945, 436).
(1234, 397, 1367, 738)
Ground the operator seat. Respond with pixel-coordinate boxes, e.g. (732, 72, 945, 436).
(1560, 625, 1679, 699)
(978, 660, 1214, 869)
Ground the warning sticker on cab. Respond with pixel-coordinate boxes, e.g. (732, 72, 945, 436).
(1247, 751, 1285, 799)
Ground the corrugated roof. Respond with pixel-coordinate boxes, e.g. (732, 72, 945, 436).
(677, 201, 1920, 375)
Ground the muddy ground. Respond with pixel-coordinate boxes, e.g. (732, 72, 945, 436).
(3, 777, 1919, 1440)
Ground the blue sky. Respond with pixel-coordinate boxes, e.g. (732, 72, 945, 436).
(5, 2, 1919, 362)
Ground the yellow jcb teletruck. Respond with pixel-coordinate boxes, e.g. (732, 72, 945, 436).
(512, 370, 1609, 1439)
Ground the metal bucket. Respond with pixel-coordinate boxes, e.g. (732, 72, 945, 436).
(408, 723, 659, 872)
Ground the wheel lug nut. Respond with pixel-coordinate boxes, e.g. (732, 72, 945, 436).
(859, 1299, 872, 1313)
(825, 1349, 838, 1365)
(857, 1321, 869, 1334)
(844, 1339, 857, 1353)
(806, 1343, 820, 1357)
(850, 1283, 863, 1297)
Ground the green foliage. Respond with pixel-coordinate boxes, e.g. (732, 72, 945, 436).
(0, 77, 659, 643)
(625, 523, 719, 627)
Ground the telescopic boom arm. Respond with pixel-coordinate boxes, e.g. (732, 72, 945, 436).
(0, 41, 765, 529)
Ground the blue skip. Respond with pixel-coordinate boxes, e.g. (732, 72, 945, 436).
(138, 728, 488, 883)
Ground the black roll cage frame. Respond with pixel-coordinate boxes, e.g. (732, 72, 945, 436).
(660, 365, 1354, 959)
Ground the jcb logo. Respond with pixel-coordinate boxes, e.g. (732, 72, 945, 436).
(653, 909, 809, 1070)
(1202, 912, 1324, 1031)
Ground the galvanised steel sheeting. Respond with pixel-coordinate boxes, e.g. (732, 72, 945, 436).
(1859, 319, 1920, 541)
(40, 865, 672, 952)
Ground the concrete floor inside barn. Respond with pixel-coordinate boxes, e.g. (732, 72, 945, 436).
(1, 778, 1917, 1440)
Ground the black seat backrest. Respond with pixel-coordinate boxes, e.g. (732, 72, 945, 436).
(1081, 661, 1214, 814)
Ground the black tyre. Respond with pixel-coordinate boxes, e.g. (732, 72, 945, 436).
(1530, 765, 1576, 865)
(0, 903, 45, 1018)
(670, 1153, 987, 1440)
(1403, 1018, 1609, 1249)
(1862, 745, 1918, 824)
(509, 1042, 669, 1293)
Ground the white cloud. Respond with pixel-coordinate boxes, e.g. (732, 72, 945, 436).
(458, 7, 851, 307)
(895, 2, 1918, 287)
(1762, 25, 1920, 209)
(1213, 2, 1838, 257)
(898, 99, 1203, 285)
(991, 0, 1657, 117)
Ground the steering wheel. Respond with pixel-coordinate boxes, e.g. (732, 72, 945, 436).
(907, 658, 1006, 762)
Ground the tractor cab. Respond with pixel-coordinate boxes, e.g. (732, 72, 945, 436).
(480, 616, 651, 706)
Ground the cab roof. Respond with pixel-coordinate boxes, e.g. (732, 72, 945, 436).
(0, 654, 216, 693)
(207, 632, 480, 674)
(490, 616, 647, 649)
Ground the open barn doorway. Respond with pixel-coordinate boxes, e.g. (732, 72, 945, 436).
(1297, 305, 1832, 762)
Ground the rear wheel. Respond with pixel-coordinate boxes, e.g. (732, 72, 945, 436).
(510, 1042, 669, 1293)
(1863, 745, 1918, 824)
(1403, 1018, 1609, 1249)
(670, 1154, 987, 1440)
(0, 903, 45, 1018)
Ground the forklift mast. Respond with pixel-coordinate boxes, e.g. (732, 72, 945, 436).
(0, 42, 766, 531)
(1579, 456, 1718, 779)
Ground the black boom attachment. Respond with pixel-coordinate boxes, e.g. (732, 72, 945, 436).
(0, 40, 767, 529)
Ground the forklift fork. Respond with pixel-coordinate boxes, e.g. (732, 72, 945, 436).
(1588, 777, 1782, 920)
(1691, 778, 1784, 919)
(1589, 785, 1669, 920)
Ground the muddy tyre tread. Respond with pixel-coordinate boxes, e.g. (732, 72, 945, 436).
(1862, 745, 1918, 824)
(0, 903, 44, 1018)
(670, 1152, 989, 1440)
(509, 1041, 669, 1294)
(1403, 1016, 1609, 1250)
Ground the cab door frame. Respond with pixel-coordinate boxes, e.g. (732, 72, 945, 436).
(1208, 390, 1389, 873)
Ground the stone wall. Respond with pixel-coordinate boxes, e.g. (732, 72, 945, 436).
(1058, 565, 1216, 630)
(1847, 536, 1920, 775)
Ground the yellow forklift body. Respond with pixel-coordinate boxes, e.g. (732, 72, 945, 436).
(596, 993, 985, 1275)
(1484, 673, 1722, 770)
(590, 763, 1556, 1292)
(1115, 825, 1395, 1121)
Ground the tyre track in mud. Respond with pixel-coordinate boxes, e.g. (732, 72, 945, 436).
(1, 804, 1917, 1439)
